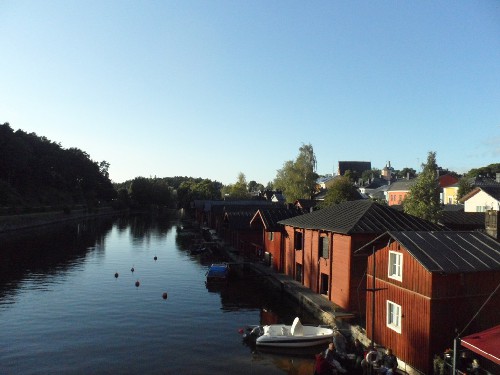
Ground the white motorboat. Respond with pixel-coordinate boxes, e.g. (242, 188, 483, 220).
(245, 317, 335, 348)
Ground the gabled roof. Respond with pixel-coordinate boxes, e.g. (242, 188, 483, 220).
(278, 200, 442, 234)
(250, 207, 301, 231)
(223, 210, 256, 230)
(459, 186, 500, 203)
(381, 231, 500, 274)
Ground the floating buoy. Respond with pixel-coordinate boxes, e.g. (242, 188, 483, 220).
(162, 292, 168, 300)
(238, 328, 244, 334)
(154, 256, 158, 261)
(135, 280, 140, 287)
(114, 272, 119, 278)
(131, 267, 135, 273)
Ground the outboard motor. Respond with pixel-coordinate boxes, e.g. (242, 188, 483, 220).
(242, 326, 263, 342)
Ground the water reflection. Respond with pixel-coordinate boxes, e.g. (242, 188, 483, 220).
(0, 215, 322, 374)
(0, 217, 114, 300)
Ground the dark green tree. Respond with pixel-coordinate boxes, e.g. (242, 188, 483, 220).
(457, 177, 474, 200)
(403, 151, 442, 222)
(319, 176, 360, 208)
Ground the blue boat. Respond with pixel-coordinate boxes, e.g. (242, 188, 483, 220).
(206, 263, 230, 283)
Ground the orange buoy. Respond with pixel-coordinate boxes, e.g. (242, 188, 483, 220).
(162, 292, 168, 300)
(135, 280, 140, 287)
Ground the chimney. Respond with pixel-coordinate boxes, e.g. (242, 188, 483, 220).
(485, 210, 499, 240)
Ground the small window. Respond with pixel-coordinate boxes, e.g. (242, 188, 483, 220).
(387, 300, 402, 333)
(294, 232, 303, 250)
(268, 231, 274, 241)
(319, 236, 329, 259)
(388, 251, 403, 282)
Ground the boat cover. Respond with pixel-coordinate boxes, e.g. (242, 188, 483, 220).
(461, 325, 500, 365)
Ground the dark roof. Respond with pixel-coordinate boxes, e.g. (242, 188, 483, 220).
(223, 210, 255, 230)
(470, 176, 500, 187)
(481, 186, 500, 200)
(295, 199, 317, 212)
(250, 207, 301, 231)
(387, 179, 416, 192)
(278, 200, 442, 234)
(386, 231, 500, 273)
(338, 161, 371, 175)
(363, 178, 390, 189)
(438, 210, 485, 230)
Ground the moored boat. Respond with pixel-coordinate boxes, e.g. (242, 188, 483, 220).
(244, 317, 335, 348)
(206, 263, 230, 283)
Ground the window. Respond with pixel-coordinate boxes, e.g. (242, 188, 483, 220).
(476, 206, 486, 213)
(388, 251, 403, 281)
(268, 231, 274, 241)
(319, 236, 329, 259)
(294, 231, 303, 250)
(387, 300, 402, 333)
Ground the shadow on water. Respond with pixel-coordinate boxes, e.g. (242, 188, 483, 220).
(0, 213, 178, 301)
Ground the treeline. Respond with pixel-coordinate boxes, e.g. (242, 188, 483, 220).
(0, 123, 116, 211)
(113, 177, 223, 210)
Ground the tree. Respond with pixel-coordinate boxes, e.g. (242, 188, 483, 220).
(457, 177, 474, 200)
(397, 167, 417, 179)
(466, 163, 500, 178)
(222, 172, 251, 199)
(319, 176, 360, 208)
(403, 151, 442, 222)
(273, 143, 318, 203)
(248, 180, 265, 193)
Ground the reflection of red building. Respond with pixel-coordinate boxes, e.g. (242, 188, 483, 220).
(357, 231, 500, 374)
(250, 207, 301, 271)
(260, 308, 280, 325)
(278, 200, 441, 316)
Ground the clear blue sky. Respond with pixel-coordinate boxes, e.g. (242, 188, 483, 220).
(1, 1, 499, 185)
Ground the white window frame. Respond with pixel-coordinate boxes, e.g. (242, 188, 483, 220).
(388, 251, 403, 282)
(387, 300, 402, 333)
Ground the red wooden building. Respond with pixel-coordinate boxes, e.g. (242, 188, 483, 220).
(357, 230, 500, 374)
(277, 200, 441, 316)
(249, 207, 301, 271)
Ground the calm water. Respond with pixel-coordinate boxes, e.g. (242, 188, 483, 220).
(0, 215, 320, 375)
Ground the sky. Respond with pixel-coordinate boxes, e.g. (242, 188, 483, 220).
(1, 1, 499, 185)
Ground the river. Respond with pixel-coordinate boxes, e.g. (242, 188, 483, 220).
(0, 214, 321, 374)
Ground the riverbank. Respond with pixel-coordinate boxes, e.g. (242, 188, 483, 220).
(0, 207, 123, 233)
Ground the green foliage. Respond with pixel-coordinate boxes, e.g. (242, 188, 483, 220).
(466, 163, 500, 178)
(222, 172, 251, 200)
(0, 122, 116, 208)
(248, 180, 265, 193)
(361, 168, 381, 182)
(273, 143, 318, 203)
(403, 151, 442, 222)
(176, 178, 222, 208)
(395, 167, 417, 179)
(129, 177, 173, 207)
(457, 177, 474, 200)
(319, 176, 360, 208)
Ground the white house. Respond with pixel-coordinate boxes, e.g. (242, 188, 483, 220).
(460, 186, 500, 212)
